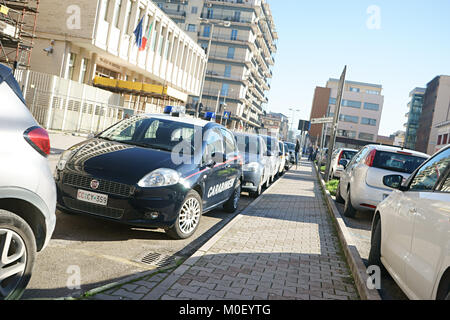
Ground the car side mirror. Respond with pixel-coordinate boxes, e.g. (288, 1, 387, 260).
(383, 175, 404, 189)
(338, 159, 349, 169)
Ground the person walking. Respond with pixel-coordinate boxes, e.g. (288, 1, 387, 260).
(295, 139, 301, 168)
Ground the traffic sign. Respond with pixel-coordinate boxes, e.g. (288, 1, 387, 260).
(311, 117, 334, 125)
(223, 111, 231, 120)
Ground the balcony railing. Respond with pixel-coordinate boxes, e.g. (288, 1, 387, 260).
(200, 12, 253, 24)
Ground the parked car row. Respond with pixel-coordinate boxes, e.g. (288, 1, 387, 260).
(321, 143, 449, 300)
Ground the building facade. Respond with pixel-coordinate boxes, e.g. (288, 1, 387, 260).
(260, 112, 289, 140)
(309, 79, 384, 149)
(404, 87, 426, 150)
(28, 0, 207, 113)
(153, 0, 278, 131)
(416, 75, 450, 155)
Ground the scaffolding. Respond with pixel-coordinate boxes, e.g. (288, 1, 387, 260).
(0, 0, 39, 71)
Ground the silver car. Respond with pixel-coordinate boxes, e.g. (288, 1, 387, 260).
(234, 133, 270, 197)
(0, 64, 56, 300)
(336, 144, 429, 218)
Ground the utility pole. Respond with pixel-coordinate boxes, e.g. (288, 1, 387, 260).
(325, 66, 347, 181)
(197, 24, 214, 118)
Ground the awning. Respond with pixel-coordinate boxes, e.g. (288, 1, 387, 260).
(93, 76, 188, 102)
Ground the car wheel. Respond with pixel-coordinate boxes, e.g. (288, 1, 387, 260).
(0, 210, 36, 300)
(368, 218, 383, 268)
(343, 188, 357, 218)
(166, 191, 202, 240)
(335, 181, 345, 204)
(224, 183, 241, 213)
(250, 179, 263, 198)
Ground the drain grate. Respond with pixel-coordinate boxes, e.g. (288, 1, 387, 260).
(140, 252, 178, 268)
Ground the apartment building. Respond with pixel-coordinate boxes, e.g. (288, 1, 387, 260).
(310, 79, 384, 149)
(404, 87, 426, 150)
(153, 0, 278, 131)
(416, 75, 450, 155)
(28, 0, 207, 112)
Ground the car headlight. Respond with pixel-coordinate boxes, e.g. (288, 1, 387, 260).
(56, 149, 74, 171)
(138, 168, 180, 188)
(243, 162, 259, 172)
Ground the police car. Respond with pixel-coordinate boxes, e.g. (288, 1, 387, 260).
(54, 107, 243, 239)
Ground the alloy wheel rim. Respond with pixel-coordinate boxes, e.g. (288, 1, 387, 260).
(0, 229, 27, 299)
(179, 198, 201, 234)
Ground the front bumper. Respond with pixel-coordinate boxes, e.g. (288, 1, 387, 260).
(242, 170, 262, 192)
(56, 174, 189, 229)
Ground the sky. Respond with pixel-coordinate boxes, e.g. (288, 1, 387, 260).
(266, 0, 450, 136)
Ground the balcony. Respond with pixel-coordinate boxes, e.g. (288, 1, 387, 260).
(201, 12, 253, 24)
(205, 70, 248, 83)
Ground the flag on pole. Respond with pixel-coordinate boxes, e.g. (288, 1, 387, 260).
(139, 21, 153, 51)
(133, 17, 144, 49)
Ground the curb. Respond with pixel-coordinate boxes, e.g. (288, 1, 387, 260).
(141, 170, 287, 300)
(313, 164, 381, 300)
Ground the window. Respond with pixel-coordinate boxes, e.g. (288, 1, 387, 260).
(231, 29, 238, 41)
(204, 129, 224, 163)
(221, 83, 229, 96)
(339, 114, 359, 123)
(206, 8, 213, 19)
(187, 24, 196, 32)
(438, 135, 443, 145)
(342, 100, 361, 108)
(358, 132, 374, 141)
(444, 134, 449, 145)
(203, 25, 210, 37)
(372, 151, 427, 174)
(337, 129, 357, 139)
(66, 53, 76, 80)
(366, 90, 380, 95)
(103, 0, 110, 21)
(123, 1, 133, 34)
(224, 65, 231, 78)
(79, 58, 89, 83)
(227, 47, 235, 59)
(112, 0, 122, 28)
(329, 97, 336, 105)
(364, 102, 379, 111)
(361, 117, 377, 126)
(349, 87, 360, 93)
(191, 6, 198, 14)
(410, 149, 450, 191)
(221, 129, 237, 155)
(234, 11, 241, 22)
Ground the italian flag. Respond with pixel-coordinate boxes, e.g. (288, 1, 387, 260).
(140, 21, 153, 51)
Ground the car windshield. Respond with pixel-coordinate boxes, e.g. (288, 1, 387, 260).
(98, 115, 199, 153)
(235, 135, 260, 155)
(373, 151, 427, 174)
(341, 150, 357, 160)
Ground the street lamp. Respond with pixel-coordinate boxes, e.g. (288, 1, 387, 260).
(196, 19, 231, 118)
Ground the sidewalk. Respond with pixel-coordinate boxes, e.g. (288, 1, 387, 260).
(89, 160, 359, 300)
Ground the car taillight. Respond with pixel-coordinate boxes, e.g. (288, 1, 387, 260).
(365, 149, 377, 167)
(24, 126, 50, 157)
(338, 151, 343, 164)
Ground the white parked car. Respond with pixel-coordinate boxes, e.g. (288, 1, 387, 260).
(278, 141, 286, 175)
(336, 145, 429, 218)
(328, 148, 358, 179)
(261, 135, 280, 183)
(368, 145, 450, 300)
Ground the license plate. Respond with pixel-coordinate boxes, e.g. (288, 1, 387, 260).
(77, 189, 108, 206)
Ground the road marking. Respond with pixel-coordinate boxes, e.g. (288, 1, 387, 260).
(71, 248, 154, 270)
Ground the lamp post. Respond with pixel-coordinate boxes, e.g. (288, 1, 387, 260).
(196, 19, 231, 118)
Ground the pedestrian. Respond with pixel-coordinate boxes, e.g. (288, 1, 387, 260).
(295, 139, 301, 168)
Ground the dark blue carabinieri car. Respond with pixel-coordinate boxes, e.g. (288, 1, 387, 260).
(54, 112, 242, 239)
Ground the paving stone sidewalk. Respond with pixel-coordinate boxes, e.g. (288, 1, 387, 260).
(90, 160, 359, 300)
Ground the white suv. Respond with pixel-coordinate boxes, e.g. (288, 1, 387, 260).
(368, 145, 450, 300)
(336, 145, 429, 218)
(0, 64, 56, 300)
